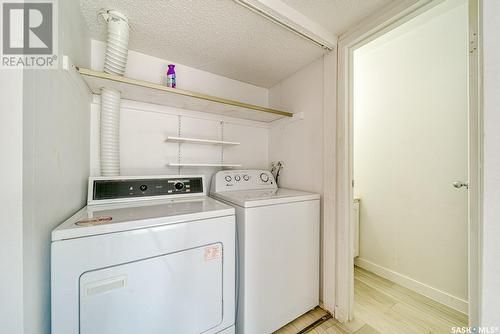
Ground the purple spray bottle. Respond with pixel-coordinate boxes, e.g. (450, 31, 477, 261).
(167, 64, 176, 88)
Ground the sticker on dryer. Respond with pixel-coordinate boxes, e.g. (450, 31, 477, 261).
(204, 244, 221, 261)
(76, 216, 113, 226)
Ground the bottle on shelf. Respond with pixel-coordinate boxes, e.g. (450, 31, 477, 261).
(166, 64, 176, 88)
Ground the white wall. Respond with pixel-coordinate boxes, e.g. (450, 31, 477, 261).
(353, 0, 468, 312)
(90, 41, 269, 181)
(0, 71, 24, 334)
(481, 0, 500, 327)
(21, 0, 91, 333)
(268, 58, 324, 194)
(268, 56, 327, 301)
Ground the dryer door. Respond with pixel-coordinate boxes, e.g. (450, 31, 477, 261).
(79, 243, 223, 334)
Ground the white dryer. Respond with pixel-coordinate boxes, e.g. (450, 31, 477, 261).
(51, 175, 235, 334)
(210, 170, 320, 334)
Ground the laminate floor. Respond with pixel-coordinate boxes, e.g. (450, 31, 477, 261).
(274, 266, 468, 334)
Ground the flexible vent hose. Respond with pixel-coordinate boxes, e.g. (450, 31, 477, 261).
(99, 10, 129, 176)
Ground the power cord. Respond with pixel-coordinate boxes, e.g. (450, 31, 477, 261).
(271, 161, 284, 186)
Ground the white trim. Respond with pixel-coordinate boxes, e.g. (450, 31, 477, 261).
(355, 258, 468, 314)
(321, 50, 337, 314)
(466, 0, 482, 326)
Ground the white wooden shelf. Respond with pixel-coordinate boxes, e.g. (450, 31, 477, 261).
(77, 67, 293, 123)
(166, 136, 240, 146)
(168, 163, 242, 168)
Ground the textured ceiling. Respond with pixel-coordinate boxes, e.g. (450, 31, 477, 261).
(80, 0, 325, 88)
(80, 0, 395, 88)
(281, 0, 396, 36)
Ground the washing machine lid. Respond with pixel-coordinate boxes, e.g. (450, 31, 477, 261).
(52, 197, 234, 241)
(211, 188, 320, 208)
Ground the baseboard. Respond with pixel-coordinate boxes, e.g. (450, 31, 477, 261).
(354, 257, 468, 314)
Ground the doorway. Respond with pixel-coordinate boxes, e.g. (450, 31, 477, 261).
(333, 0, 482, 331)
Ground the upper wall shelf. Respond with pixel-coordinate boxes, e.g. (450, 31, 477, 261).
(76, 67, 293, 123)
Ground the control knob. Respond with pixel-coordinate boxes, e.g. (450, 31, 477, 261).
(260, 173, 269, 182)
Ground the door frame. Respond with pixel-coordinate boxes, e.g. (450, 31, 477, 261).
(332, 0, 483, 325)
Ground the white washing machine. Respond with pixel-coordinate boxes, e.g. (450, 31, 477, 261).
(51, 175, 235, 334)
(210, 170, 320, 334)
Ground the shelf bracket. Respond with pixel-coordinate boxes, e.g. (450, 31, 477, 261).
(62, 55, 91, 96)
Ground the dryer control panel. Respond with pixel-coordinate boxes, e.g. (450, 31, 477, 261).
(88, 175, 205, 205)
(210, 170, 277, 193)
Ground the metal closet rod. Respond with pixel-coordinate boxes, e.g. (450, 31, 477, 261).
(233, 0, 333, 51)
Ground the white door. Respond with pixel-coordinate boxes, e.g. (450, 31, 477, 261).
(80, 243, 223, 334)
